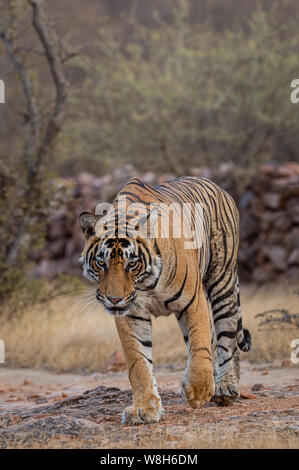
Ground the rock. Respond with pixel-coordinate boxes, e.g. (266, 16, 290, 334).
(190, 167, 212, 179)
(90, 373, 101, 380)
(240, 215, 260, 238)
(239, 190, 255, 209)
(286, 197, 299, 221)
(277, 162, 299, 177)
(218, 162, 235, 176)
(263, 192, 282, 209)
(288, 425, 299, 434)
(92, 177, 105, 190)
(251, 263, 276, 282)
(79, 185, 95, 198)
(157, 173, 176, 184)
(273, 213, 292, 232)
(285, 227, 299, 249)
(287, 267, 299, 279)
(288, 248, 299, 266)
(105, 352, 126, 372)
(273, 175, 299, 189)
(259, 164, 277, 175)
(251, 384, 265, 392)
(264, 245, 287, 271)
(240, 392, 257, 400)
(141, 171, 156, 184)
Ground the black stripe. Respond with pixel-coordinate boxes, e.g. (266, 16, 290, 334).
(131, 335, 152, 348)
(139, 352, 153, 364)
(214, 308, 238, 324)
(177, 273, 198, 321)
(165, 265, 188, 309)
(192, 347, 211, 355)
(154, 240, 161, 257)
(139, 241, 152, 265)
(166, 250, 177, 287)
(127, 314, 151, 323)
(211, 284, 236, 309)
(212, 302, 232, 316)
(218, 347, 237, 367)
(217, 330, 237, 341)
(147, 266, 162, 290)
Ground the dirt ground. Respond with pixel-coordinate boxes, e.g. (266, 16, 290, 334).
(0, 361, 298, 448)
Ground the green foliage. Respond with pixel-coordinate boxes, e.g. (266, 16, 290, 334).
(59, 0, 299, 175)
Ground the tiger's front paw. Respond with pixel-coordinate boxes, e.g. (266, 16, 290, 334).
(122, 405, 162, 425)
(182, 364, 215, 409)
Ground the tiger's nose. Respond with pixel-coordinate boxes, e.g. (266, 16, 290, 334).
(107, 296, 123, 304)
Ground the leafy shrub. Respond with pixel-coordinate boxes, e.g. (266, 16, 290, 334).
(60, 0, 299, 175)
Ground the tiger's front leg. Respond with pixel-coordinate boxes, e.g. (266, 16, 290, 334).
(179, 282, 215, 408)
(115, 314, 162, 425)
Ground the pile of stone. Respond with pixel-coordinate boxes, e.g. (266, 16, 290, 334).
(32, 162, 299, 282)
(238, 162, 299, 282)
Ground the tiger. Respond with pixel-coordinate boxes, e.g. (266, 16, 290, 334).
(79, 176, 251, 425)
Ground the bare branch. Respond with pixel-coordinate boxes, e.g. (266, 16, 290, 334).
(28, 0, 69, 185)
(0, 27, 40, 161)
(255, 309, 299, 330)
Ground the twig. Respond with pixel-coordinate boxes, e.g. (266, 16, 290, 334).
(0, 27, 40, 160)
(28, 0, 69, 186)
(255, 308, 299, 330)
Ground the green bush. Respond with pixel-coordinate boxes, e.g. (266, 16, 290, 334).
(59, 0, 299, 175)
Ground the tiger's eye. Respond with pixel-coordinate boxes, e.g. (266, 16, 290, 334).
(128, 261, 138, 268)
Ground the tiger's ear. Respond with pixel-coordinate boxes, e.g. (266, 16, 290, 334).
(79, 212, 98, 239)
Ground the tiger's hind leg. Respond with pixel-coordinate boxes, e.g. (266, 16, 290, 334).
(207, 272, 250, 406)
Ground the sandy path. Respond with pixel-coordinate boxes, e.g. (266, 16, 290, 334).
(0, 362, 298, 448)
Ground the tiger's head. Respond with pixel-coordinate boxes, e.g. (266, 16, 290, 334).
(78, 210, 161, 315)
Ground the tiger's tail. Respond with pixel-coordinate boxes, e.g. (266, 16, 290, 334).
(236, 277, 252, 352)
(237, 327, 252, 352)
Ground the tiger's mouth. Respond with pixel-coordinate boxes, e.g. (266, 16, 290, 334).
(104, 304, 132, 315)
(96, 291, 136, 315)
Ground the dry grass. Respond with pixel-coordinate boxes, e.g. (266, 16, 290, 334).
(241, 281, 299, 364)
(0, 280, 298, 372)
(3, 427, 298, 449)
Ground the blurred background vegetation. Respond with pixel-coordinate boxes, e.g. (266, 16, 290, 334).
(61, 0, 299, 176)
(0, 0, 298, 302)
(2, 0, 299, 177)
